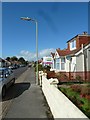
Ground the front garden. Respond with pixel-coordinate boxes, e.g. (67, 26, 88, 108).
(58, 84, 90, 118)
(45, 70, 90, 118)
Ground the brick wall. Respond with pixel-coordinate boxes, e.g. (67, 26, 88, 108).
(67, 42, 70, 50)
(67, 36, 90, 51)
(59, 71, 90, 82)
(77, 36, 90, 49)
(86, 71, 90, 82)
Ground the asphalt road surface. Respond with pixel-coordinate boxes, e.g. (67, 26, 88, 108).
(13, 66, 28, 79)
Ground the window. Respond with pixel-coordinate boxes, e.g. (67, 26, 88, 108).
(61, 58, 65, 70)
(61, 58, 65, 62)
(70, 40, 76, 50)
(56, 58, 60, 70)
(54, 59, 56, 69)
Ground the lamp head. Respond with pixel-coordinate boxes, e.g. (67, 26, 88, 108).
(20, 17, 32, 21)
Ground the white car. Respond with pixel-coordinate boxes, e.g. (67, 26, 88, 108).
(0, 68, 15, 97)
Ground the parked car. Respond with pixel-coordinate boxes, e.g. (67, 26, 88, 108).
(0, 68, 15, 97)
(9, 66, 14, 69)
(20, 64, 26, 67)
(28, 64, 32, 67)
(13, 64, 20, 69)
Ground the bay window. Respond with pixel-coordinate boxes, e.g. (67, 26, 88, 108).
(56, 58, 60, 70)
(61, 58, 65, 70)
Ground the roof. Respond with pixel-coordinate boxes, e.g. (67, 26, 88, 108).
(0, 58, 5, 62)
(51, 52, 55, 58)
(67, 33, 90, 43)
(67, 35, 78, 43)
(56, 41, 90, 57)
(56, 48, 74, 56)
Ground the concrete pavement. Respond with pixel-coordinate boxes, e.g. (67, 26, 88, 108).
(2, 67, 53, 119)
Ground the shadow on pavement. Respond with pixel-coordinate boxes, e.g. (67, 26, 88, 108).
(2, 82, 31, 101)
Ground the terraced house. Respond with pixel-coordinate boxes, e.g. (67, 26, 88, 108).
(51, 32, 90, 82)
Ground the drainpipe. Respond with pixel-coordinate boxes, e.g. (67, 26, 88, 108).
(69, 57, 71, 80)
(81, 44, 86, 81)
(87, 49, 89, 81)
(81, 44, 84, 54)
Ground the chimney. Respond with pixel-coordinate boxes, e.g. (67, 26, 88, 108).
(82, 31, 87, 35)
(58, 48, 60, 50)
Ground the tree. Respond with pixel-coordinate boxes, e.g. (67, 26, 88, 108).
(18, 57, 25, 64)
(25, 61, 29, 65)
(10, 56, 18, 61)
(6, 57, 11, 61)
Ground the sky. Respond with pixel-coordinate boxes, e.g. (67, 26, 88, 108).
(1, 2, 88, 61)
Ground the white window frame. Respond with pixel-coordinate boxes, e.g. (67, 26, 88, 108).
(70, 39, 76, 50)
(56, 58, 60, 70)
(61, 57, 65, 70)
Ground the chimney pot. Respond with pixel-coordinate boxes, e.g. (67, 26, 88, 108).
(83, 31, 87, 35)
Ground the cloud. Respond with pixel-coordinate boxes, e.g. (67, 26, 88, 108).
(17, 48, 55, 61)
(39, 48, 55, 58)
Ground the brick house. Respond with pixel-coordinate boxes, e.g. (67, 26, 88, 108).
(51, 32, 90, 82)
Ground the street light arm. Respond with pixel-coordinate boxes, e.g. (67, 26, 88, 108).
(20, 17, 32, 21)
(20, 17, 37, 22)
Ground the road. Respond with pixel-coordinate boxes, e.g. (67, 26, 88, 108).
(1, 66, 28, 118)
(13, 66, 28, 79)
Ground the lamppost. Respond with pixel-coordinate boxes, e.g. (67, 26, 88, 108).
(20, 17, 38, 85)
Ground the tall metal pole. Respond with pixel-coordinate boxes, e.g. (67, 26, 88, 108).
(36, 21, 38, 85)
(20, 17, 38, 85)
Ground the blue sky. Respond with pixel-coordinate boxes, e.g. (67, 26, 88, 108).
(2, 2, 88, 61)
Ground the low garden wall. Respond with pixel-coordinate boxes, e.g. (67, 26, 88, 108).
(39, 72, 88, 119)
(49, 70, 90, 82)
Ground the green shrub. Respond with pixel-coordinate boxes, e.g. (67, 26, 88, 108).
(55, 72, 69, 82)
(81, 86, 90, 96)
(70, 84, 82, 93)
(76, 75, 83, 82)
(35, 64, 44, 72)
(43, 65, 51, 72)
(59, 86, 90, 118)
(47, 71, 56, 79)
(59, 87, 67, 93)
(35, 64, 51, 72)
